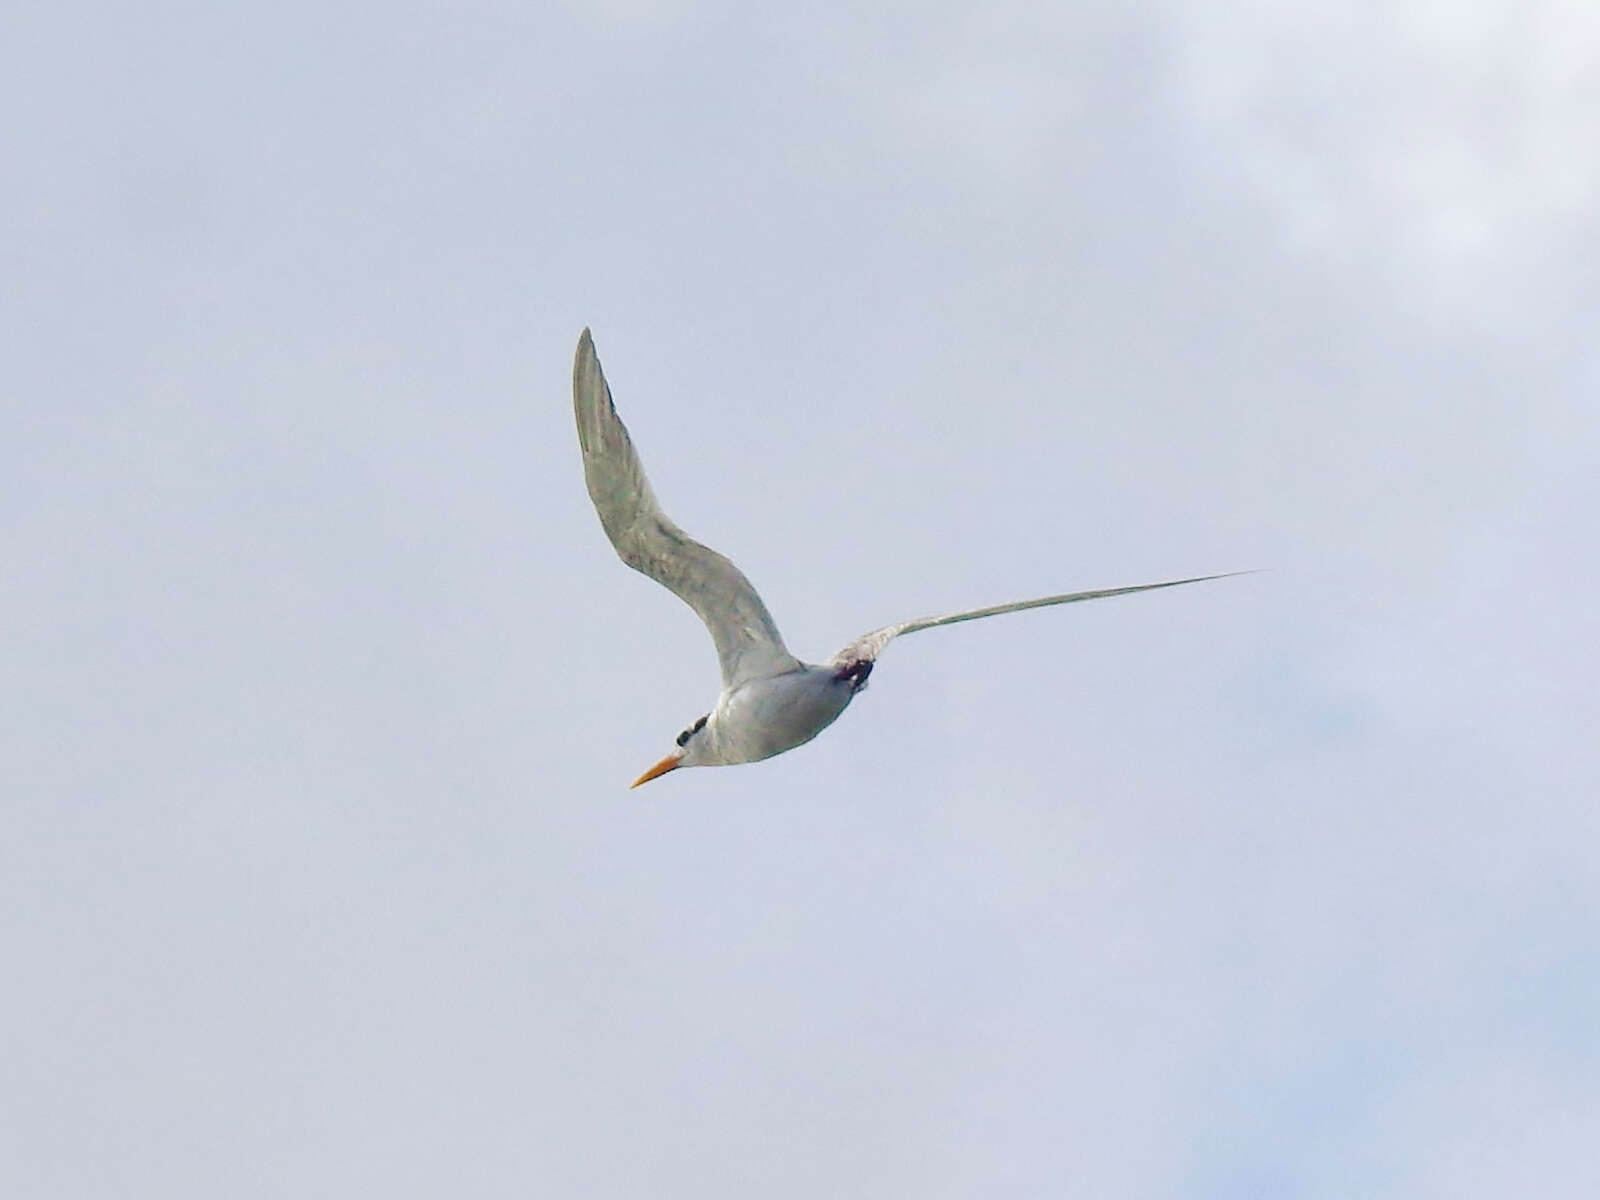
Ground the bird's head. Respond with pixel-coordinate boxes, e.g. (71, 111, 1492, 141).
(630, 712, 712, 787)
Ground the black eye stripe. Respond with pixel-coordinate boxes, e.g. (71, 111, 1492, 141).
(676, 714, 710, 747)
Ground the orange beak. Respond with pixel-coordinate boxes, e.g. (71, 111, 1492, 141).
(630, 753, 682, 788)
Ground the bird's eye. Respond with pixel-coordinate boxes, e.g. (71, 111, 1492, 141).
(676, 714, 709, 746)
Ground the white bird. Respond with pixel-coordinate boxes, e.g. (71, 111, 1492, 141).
(573, 328, 1244, 787)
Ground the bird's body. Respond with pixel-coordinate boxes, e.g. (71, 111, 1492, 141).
(571, 328, 1243, 786)
(697, 664, 865, 766)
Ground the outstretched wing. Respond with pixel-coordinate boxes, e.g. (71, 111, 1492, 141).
(830, 573, 1251, 668)
(573, 329, 801, 690)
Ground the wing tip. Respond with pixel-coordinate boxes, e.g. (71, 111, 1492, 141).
(573, 327, 611, 452)
(575, 327, 596, 368)
(574, 328, 605, 393)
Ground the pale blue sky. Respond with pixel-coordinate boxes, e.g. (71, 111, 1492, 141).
(4, 2, 1597, 1196)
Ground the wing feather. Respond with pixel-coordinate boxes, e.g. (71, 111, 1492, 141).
(830, 573, 1251, 668)
(573, 329, 801, 689)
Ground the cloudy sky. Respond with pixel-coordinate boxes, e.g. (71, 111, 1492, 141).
(5, 2, 1597, 1196)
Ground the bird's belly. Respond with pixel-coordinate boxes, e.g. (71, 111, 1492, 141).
(719, 670, 853, 763)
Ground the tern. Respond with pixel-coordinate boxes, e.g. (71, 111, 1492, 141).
(573, 328, 1243, 787)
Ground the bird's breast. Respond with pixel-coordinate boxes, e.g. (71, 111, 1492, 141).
(714, 668, 856, 764)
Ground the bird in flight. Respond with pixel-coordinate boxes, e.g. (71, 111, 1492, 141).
(573, 329, 1244, 787)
